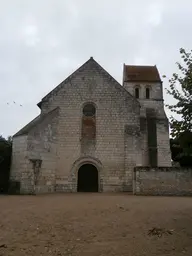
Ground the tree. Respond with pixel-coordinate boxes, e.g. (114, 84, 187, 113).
(166, 48, 192, 166)
(0, 135, 12, 193)
(170, 133, 192, 167)
(166, 48, 192, 138)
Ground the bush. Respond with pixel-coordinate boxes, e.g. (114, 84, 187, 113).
(0, 136, 12, 193)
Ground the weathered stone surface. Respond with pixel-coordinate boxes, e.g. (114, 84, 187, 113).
(134, 167, 192, 196)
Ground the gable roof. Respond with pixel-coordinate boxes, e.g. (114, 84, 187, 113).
(37, 57, 138, 109)
(13, 107, 59, 137)
(123, 65, 161, 82)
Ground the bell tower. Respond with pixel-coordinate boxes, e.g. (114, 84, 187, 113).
(123, 64, 172, 167)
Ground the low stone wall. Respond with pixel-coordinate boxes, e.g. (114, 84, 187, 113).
(134, 167, 192, 196)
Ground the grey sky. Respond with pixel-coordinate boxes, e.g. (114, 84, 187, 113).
(0, 0, 191, 137)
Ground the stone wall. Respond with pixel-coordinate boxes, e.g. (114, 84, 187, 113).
(10, 135, 28, 192)
(134, 167, 192, 196)
(10, 108, 59, 194)
(26, 108, 59, 194)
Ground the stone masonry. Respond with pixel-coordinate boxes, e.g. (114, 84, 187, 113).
(10, 58, 172, 194)
(134, 167, 192, 196)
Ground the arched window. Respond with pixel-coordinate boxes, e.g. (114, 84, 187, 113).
(82, 103, 96, 139)
(135, 87, 140, 99)
(146, 88, 150, 99)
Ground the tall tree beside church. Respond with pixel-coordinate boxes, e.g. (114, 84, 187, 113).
(166, 48, 192, 137)
(166, 48, 192, 166)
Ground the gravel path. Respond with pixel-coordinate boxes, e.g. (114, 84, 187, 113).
(0, 193, 192, 255)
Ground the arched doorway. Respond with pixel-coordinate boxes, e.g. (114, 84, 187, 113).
(77, 164, 98, 192)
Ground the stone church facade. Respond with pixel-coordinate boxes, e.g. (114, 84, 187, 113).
(10, 57, 172, 194)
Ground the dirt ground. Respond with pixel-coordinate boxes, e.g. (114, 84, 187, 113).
(0, 194, 192, 256)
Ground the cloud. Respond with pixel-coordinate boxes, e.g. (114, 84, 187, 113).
(147, 1, 164, 27)
(0, 0, 192, 137)
(21, 24, 40, 47)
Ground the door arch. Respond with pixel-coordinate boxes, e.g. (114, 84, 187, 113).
(77, 164, 98, 192)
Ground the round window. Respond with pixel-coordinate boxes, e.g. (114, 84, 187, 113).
(83, 104, 96, 117)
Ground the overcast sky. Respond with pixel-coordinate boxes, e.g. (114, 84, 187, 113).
(0, 0, 191, 137)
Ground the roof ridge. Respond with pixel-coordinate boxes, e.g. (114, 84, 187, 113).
(38, 58, 95, 108)
(80, 58, 140, 103)
(38, 58, 139, 108)
(125, 64, 156, 67)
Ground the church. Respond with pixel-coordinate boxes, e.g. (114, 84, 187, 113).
(10, 57, 172, 194)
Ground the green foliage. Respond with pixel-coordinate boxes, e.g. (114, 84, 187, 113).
(0, 135, 12, 193)
(166, 48, 192, 166)
(170, 138, 182, 162)
(170, 131, 192, 167)
(166, 48, 192, 138)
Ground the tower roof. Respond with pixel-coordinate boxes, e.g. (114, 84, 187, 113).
(124, 65, 161, 82)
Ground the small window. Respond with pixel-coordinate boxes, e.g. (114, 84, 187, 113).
(83, 104, 96, 117)
(135, 88, 139, 98)
(82, 103, 96, 139)
(146, 88, 150, 99)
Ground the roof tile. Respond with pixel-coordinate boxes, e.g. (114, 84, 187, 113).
(124, 65, 161, 82)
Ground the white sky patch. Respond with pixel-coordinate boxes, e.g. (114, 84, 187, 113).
(56, 57, 80, 73)
(68, 1, 79, 19)
(133, 57, 146, 65)
(57, 57, 71, 68)
(24, 24, 38, 37)
(21, 24, 40, 47)
(49, 37, 60, 48)
(66, 1, 80, 29)
(147, 1, 164, 27)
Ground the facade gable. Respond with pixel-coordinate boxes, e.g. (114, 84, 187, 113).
(37, 57, 139, 110)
